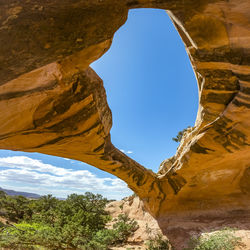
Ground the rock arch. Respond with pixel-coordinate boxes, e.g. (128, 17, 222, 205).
(0, 0, 250, 248)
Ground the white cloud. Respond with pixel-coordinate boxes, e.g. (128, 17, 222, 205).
(119, 149, 133, 154)
(0, 156, 132, 200)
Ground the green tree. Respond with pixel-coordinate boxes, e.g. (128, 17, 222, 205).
(172, 126, 191, 143)
(31, 194, 61, 225)
(0, 192, 139, 249)
(0, 195, 32, 222)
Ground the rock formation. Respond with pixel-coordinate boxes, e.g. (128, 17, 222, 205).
(0, 0, 250, 248)
(106, 196, 169, 249)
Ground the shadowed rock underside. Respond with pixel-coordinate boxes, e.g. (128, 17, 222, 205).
(0, 0, 250, 248)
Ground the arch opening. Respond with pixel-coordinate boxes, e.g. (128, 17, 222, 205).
(0, 7, 199, 202)
(91, 9, 198, 172)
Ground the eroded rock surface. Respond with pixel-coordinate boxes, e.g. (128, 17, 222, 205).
(0, 0, 250, 248)
(106, 196, 168, 249)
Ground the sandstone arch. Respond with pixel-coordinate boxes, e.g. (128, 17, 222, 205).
(0, 1, 250, 248)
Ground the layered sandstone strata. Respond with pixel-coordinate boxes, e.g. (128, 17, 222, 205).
(0, 0, 250, 248)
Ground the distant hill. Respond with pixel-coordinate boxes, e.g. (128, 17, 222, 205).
(0, 187, 40, 199)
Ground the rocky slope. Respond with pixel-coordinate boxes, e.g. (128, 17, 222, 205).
(0, 0, 250, 248)
(107, 196, 250, 250)
(106, 196, 169, 249)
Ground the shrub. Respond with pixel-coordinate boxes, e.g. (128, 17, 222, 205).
(185, 228, 244, 250)
(0, 222, 53, 249)
(88, 214, 139, 249)
(87, 229, 117, 249)
(112, 214, 139, 243)
(146, 233, 170, 250)
(172, 126, 192, 143)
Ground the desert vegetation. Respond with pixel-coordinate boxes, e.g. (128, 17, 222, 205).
(185, 228, 245, 250)
(0, 191, 139, 249)
(172, 126, 193, 143)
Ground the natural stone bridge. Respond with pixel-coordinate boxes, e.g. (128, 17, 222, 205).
(0, 0, 250, 248)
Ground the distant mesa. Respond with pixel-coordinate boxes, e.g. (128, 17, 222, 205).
(0, 187, 40, 199)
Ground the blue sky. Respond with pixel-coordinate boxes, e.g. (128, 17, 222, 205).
(0, 9, 198, 200)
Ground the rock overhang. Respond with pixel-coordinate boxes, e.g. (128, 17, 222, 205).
(0, 2, 250, 246)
